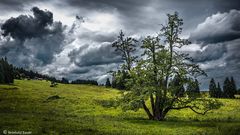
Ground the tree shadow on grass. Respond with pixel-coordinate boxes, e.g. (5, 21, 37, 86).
(0, 86, 19, 90)
(124, 115, 240, 128)
(127, 118, 215, 127)
(126, 118, 240, 135)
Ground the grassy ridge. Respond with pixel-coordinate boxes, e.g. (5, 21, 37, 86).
(0, 80, 240, 135)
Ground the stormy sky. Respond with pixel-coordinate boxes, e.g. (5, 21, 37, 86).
(0, 0, 239, 89)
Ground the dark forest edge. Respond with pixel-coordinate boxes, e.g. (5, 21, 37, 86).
(0, 57, 98, 86)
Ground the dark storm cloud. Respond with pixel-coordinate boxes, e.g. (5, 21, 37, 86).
(190, 10, 240, 44)
(68, 42, 122, 67)
(1, 7, 54, 40)
(0, 7, 65, 66)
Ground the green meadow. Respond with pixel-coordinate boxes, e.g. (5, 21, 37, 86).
(0, 80, 240, 135)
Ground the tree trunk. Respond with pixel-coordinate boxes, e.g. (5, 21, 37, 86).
(142, 96, 169, 121)
(153, 111, 166, 121)
(142, 101, 154, 120)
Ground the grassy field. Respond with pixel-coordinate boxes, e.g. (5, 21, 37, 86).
(0, 80, 240, 135)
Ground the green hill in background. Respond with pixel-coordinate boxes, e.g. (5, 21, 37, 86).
(0, 80, 240, 135)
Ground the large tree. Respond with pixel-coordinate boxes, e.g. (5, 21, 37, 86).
(112, 12, 221, 121)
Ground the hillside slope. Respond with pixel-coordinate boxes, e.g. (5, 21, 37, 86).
(0, 80, 240, 135)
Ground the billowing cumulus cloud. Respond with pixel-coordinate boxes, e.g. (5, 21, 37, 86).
(0, 7, 65, 67)
(190, 10, 240, 44)
(189, 10, 240, 65)
(188, 10, 240, 89)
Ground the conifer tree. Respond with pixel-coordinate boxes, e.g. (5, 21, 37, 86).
(230, 77, 237, 95)
(216, 82, 222, 98)
(0, 64, 4, 83)
(223, 77, 235, 98)
(0, 57, 14, 84)
(209, 78, 217, 98)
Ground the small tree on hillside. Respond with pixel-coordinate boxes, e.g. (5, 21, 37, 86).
(112, 12, 222, 121)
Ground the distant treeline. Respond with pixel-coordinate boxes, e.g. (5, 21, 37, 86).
(59, 78, 98, 85)
(14, 67, 58, 82)
(0, 57, 98, 86)
(0, 57, 62, 83)
(209, 77, 239, 98)
(71, 79, 98, 85)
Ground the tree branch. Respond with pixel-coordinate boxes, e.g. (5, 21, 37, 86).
(142, 100, 154, 119)
(169, 105, 210, 115)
